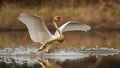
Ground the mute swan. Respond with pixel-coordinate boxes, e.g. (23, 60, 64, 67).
(18, 13, 91, 54)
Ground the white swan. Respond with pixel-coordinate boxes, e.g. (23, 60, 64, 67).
(18, 13, 91, 53)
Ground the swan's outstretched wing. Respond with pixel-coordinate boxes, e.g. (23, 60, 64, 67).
(54, 21, 91, 37)
(18, 13, 54, 44)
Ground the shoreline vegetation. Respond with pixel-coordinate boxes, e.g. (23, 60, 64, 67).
(0, 0, 120, 31)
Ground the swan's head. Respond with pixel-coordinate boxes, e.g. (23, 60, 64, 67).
(53, 16, 63, 22)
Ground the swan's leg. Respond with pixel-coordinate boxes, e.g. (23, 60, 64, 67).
(38, 43, 50, 52)
(30, 43, 50, 54)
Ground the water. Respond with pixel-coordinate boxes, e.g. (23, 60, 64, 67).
(0, 46, 120, 68)
(0, 53, 120, 68)
(0, 31, 120, 68)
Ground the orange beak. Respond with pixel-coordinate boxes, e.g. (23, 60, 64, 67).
(57, 17, 63, 22)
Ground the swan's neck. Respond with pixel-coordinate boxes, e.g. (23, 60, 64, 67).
(53, 21, 64, 40)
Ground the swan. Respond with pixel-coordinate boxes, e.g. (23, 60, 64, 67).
(18, 13, 91, 54)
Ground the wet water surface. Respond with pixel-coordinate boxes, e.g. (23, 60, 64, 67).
(0, 46, 120, 68)
(0, 54, 120, 68)
(0, 31, 120, 68)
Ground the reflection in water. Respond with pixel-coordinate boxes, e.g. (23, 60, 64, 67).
(0, 50, 120, 68)
(0, 55, 120, 68)
(0, 56, 42, 68)
(0, 31, 120, 68)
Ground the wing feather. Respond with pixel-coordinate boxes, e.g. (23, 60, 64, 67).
(54, 21, 91, 37)
(18, 13, 54, 44)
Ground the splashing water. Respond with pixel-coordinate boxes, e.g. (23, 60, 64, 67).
(0, 46, 120, 66)
(0, 46, 120, 56)
(0, 46, 36, 56)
